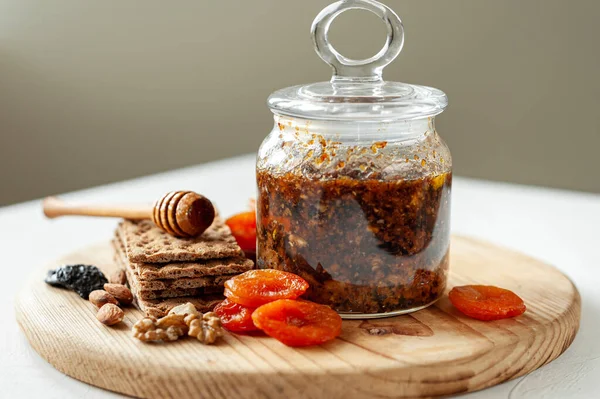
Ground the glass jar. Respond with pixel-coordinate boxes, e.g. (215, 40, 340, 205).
(256, 0, 451, 319)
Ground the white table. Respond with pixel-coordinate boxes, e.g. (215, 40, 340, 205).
(3, 154, 599, 399)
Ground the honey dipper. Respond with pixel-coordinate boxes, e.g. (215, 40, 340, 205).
(42, 191, 215, 238)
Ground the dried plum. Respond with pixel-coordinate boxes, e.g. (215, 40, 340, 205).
(45, 264, 108, 299)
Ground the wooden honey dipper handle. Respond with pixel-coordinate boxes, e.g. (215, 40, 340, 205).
(43, 191, 215, 238)
(43, 197, 152, 219)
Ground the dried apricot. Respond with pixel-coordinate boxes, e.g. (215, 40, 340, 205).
(225, 211, 257, 252)
(214, 298, 258, 333)
(252, 299, 342, 347)
(224, 269, 309, 308)
(449, 285, 526, 321)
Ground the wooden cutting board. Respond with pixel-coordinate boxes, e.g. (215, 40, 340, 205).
(15, 236, 580, 399)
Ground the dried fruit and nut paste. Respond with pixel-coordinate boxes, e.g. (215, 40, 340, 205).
(257, 168, 451, 314)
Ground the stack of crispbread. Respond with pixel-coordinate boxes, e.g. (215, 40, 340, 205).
(113, 217, 253, 318)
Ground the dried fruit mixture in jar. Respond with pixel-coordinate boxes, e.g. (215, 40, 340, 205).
(257, 134, 451, 315)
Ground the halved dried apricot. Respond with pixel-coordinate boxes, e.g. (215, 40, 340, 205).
(225, 211, 257, 252)
(214, 298, 258, 333)
(252, 299, 342, 347)
(224, 270, 309, 308)
(449, 285, 526, 321)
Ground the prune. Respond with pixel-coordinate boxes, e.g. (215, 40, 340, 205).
(251, 299, 342, 347)
(448, 285, 526, 321)
(224, 269, 309, 307)
(45, 264, 108, 299)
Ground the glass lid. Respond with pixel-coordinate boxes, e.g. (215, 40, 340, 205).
(268, 0, 448, 122)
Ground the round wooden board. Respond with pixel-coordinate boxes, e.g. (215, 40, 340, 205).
(16, 236, 580, 399)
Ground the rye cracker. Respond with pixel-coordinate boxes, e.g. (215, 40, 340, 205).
(113, 235, 252, 280)
(118, 218, 243, 263)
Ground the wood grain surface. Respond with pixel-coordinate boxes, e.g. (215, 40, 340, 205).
(15, 236, 581, 399)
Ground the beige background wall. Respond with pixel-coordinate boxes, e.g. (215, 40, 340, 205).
(0, 0, 598, 206)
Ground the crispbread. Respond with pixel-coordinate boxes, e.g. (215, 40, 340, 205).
(115, 250, 226, 300)
(120, 257, 224, 317)
(136, 259, 252, 280)
(112, 239, 239, 290)
(135, 275, 231, 291)
(118, 218, 243, 263)
(136, 286, 214, 300)
(113, 235, 253, 280)
(133, 295, 224, 319)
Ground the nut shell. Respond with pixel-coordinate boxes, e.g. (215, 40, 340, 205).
(89, 290, 118, 308)
(104, 283, 133, 305)
(97, 303, 124, 326)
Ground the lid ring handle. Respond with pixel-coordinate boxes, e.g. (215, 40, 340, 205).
(311, 0, 404, 83)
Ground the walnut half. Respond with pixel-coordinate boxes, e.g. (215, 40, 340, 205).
(132, 317, 185, 342)
(187, 312, 223, 345)
(132, 303, 223, 344)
